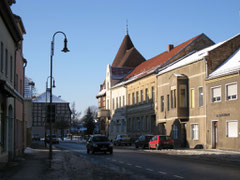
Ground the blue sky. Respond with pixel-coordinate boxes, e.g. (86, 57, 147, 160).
(12, 0, 240, 116)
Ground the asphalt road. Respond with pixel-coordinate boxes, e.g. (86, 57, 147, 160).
(55, 142, 240, 180)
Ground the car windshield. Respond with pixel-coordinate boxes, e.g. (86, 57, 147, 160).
(92, 136, 109, 142)
(146, 136, 153, 140)
(159, 136, 171, 140)
(120, 135, 128, 138)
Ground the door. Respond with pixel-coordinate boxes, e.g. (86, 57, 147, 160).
(212, 121, 218, 149)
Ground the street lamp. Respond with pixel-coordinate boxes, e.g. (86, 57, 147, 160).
(45, 76, 55, 148)
(49, 31, 69, 160)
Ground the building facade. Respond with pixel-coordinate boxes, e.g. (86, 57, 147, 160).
(156, 33, 240, 149)
(0, 0, 25, 162)
(32, 92, 71, 138)
(96, 32, 145, 137)
(125, 34, 213, 141)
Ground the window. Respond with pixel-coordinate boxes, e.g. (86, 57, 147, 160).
(191, 124, 199, 140)
(107, 100, 109, 109)
(160, 96, 164, 112)
(199, 87, 203, 107)
(107, 82, 109, 90)
(119, 96, 121, 107)
(5, 49, 8, 77)
(136, 91, 139, 104)
(132, 93, 135, 105)
(123, 96, 125, 106)
(172, 125, 178, 139)
(152, 87, 155, 101)
(128, 94, 130, 105)
(226, 83, 237, 100)
(226, 121, 238, 137)
(112, 98, 115, 109)
(1, 42, 3, 72)
(140, 116, 144, 130)
(141, 90, 143, 103)
(116, 97, 118, 109)
(212, 86, 221, 102)
(145, 88, 149, 102)
(171, 89, 176, 108)
(167, 95, 170, 111)
(145, 116, 149, 131)
(191, 89, 195, 108)
(137, 117, 140, 130)
(10, 56, 13, 81)
(179, 85, 187, 107)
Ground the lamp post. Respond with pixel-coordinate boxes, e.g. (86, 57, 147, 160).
(45, 76, 55, 148)
(49, 31, 69, 160)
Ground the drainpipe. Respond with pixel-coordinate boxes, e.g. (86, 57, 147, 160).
(23, 59, 27, 152)
(204, 57, 208, 149)
(13, 44, 18, 159)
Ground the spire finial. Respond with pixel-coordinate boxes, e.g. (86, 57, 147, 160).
(126, 19, 128, 35)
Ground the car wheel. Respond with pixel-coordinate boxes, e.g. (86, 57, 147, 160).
(109, 150, 113, 154)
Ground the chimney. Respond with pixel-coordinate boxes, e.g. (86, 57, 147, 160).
(168, 44, 174, 52)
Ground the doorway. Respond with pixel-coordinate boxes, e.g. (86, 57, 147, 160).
(212, 121, 218, 149)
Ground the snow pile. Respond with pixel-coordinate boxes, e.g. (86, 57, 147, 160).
(24, 147, 35, 154)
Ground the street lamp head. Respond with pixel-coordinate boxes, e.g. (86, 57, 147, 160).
(62, 38, 70, 53)
(53, 79, 56, 88)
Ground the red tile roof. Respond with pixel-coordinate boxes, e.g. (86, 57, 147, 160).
(124, 34, 201, 80)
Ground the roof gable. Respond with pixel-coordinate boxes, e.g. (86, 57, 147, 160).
(112, 34, 145, 68)
(33, 91, 67, 103)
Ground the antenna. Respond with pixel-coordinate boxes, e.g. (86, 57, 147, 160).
(126, 19, 128, 35)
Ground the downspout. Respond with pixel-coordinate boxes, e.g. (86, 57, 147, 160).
(204, 57, 208, 149)
(13, 44, 18, 158)
(23, 59, 27, 152)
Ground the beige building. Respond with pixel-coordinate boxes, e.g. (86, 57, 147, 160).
(205, 38, 240, 151)
(125, 34, 213, 140)
(156, 33, 240, 149)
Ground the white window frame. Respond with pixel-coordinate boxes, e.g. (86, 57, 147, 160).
(211, 86, 221, 103)
(226, 120, 238, 138)
(225, 82, 237, 101)
(198, 86, 203, 107)
(191, 123, 199, 140)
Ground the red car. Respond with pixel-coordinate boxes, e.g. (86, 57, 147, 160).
(149, 135, 174, 150)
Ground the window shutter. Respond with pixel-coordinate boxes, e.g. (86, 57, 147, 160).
(227, 84, 237, 96)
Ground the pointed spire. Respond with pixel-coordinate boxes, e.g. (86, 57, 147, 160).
(126, 19, 128, 35)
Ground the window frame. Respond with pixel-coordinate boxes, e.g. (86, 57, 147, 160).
(198, 86, 203, 107)
(226, 120, 238, 138)
(191, 123, 199, 140)
(225, 82, 237, 101)
(211, 86, 221, 103)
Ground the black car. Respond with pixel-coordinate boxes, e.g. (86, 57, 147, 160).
(135, 134, 154, 149)
(45, 134, 59, 144)
(86, 135, 113, 154)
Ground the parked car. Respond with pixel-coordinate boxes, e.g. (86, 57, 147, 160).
(135, 134, 154, 149)
(32, 134, 40, 141)
(86, 135, 113, 154)
(113, 134, 132, 146)
(149, 135, 174, 150)
(45, 134, 59, 144)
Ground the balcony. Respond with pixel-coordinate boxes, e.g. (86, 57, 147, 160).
(97, 109, 110, 118)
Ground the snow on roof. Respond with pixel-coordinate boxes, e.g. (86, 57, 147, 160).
(158, 40, 225, 76)
(208, 48, 240, 79)
(33, 91, 68, 103)
(96, 88, 106, 98)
